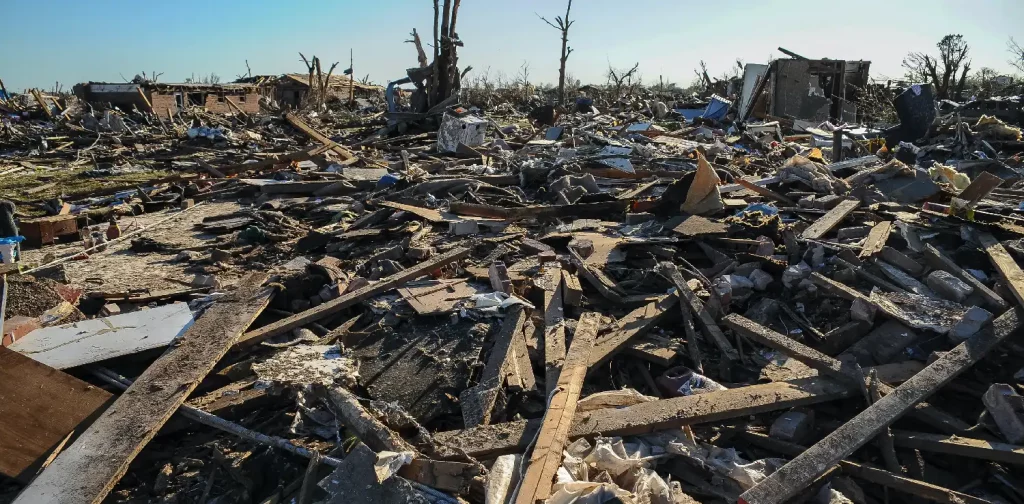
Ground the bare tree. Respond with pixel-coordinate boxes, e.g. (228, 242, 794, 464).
(299, 53, 339, 109)
(607, 62, 640, 99)
(406, 29, 429, 68)
(537, 0, 574, 106)
(1010, 37, 1024, 73)
(902, 34, 972, 100)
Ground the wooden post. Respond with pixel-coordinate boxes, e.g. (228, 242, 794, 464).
(832, 128, 843, 162)
(349, 48, 355, 108)
(515, 312, 598, 504)
(136, 88, 153, 113)
(31, 89, 53, 118)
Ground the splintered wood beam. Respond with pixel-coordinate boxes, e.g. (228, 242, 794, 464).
(662, 263, 740, 368)
(377, 200, 445, 223)
(858, 220, 891, 259)
(14, 273, 273, 504)
(586, 293, 677, 371)
(923, 244, 1008, 311)
(515, 312, 599, 504)
(432, 362, 922, 458)
(737, 431, 993, 504)
(891, 431, 1024, 466)
(738, 306, 1024, 504)
(735, 178, 795, 206)
(800, 199, 859, 240)
(978, 231, 1024, 309)
(239, 247, 469, 346)
(460, 306, 528, 427)
(284, 112, 355, 160)
(723, 314, 970, 434)
(541, 266, 566, 395)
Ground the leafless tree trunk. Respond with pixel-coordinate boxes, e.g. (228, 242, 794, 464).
(537, 0, 574, 106)
(407, 29, 428, 68)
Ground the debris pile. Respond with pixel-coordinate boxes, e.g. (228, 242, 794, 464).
(4, 41, 1024, 504)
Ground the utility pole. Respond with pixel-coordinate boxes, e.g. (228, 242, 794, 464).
(349, 48, 355, 108)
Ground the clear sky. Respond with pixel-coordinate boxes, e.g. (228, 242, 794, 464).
(1, 0, 1021, 92)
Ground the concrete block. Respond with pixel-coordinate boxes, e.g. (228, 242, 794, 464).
(449, 220, 479, 236)
(406, 246, 433, 261)
(948, 306, 993, 342)
(836, 226, 871, 240)
(749, 269, 773, 291)
(180, 198, 195, 210)
(770, 410, 815, 444)
(850, 297, 877, 324)
(983, 384, 1024, 444)
(926, 270, 974, 303)
(191, 274, 221, 289)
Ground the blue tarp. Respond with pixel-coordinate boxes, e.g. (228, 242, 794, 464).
(701, 94, 732, 121)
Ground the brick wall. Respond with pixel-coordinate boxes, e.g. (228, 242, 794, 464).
(149, 92, 178, 115)
(204, 93, 260, 114)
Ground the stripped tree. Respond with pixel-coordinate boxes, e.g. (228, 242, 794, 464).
(537, 0, 574, 106)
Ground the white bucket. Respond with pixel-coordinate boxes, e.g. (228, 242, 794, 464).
(0, 243, 16, 264)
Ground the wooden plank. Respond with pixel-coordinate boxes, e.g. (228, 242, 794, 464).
(136, 88, 152, 112)
(738, 306, 1024, 504)
(587, 293, 677, 370)
(460, 306, 528, 427)
(284, 112, 354, 160)
(377, 200, 445, 223)
(880, 246, 924, 276)
(14, 273, 273, 504)
(978, 231, 1024, 309)
(923, 244, 1008, 311)
(663, 264, 740, 368)
(800, 199, 859, 240)
(891, 431, 1024, 465)
(0, 347, 112, 481)
(515, 312, 599, 504)
(239, 247, 469, 346)
(737, 431, 993, 504)
(858, 221, 891, 259)
(507, 324, 535, 392)
(957, 171, 1003, 207)
(724, 314, 969, 434)
(735, 178, 796, 206)
(617, 179, 660, 200)
(540, 266, 565, 395)
(433, 362, 923, 458)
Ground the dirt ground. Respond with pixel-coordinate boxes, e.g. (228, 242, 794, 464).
(20, 201, 244, 293)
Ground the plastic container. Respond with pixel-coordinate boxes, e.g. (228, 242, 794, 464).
(0, 236, 24, 264)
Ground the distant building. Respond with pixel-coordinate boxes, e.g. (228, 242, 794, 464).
(272, 74, 384, 107)
(740, 58, 871, 123)
(74, 81, 260, 115)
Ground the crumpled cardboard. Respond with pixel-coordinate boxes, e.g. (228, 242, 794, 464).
(681, 152, 724, 215)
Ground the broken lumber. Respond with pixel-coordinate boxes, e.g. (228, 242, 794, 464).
(587, 293, 677, 371)
(433, 363, 921, 458)
(515, 312, 599, 504)
(924, 244, 1008, 311)
(737, 306, 1024, 504)
(724, 314, 968, 434)
(377, 200, 445, 223)
(461, 306, 529, 427)
(891, 431, 1024, 466)
(978, 231, 1024, 309)
(662, 263, 740, 370)
(239, 247, 469, 346)
(735, 178, 795, 206)
(284, 112, 355, 160)
(326, 386, 416, 453)
(540, 266, 566, 395)
(738, 431, 993, 504)
(14, 273, 273, 504)
(858, 220, 891, 259)
(800, 199, 859, 240)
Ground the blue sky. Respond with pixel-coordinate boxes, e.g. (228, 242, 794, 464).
(1, 0, 1021, 92)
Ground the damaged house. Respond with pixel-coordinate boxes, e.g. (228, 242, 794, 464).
(273, 74, 384, 107)
(74, 81, 261, 115)
(740, 55, 871, 124)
